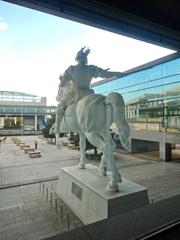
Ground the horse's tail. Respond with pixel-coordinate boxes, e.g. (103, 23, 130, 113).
(105, 92, 130, 151)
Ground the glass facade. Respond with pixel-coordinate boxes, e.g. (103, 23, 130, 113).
(92, 56, 180, 161)
(0, 91, 56, 133)
(0, 91, 56, 115)
(0, 106, 48, 114)
(0, 91, 44, 104)
(92, 55, 180, 161)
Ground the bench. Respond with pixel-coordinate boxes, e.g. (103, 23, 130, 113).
(28, 151, 41, 158)
(19, 143, 27, 146)
(20, 144, 30, 149)
(47, 139, 56, 145)
(62, 142, 68, 146)
(67, 144, 77, 149)
(12, 137, 19, 142)
(16, 141, 24, 146)
(24, 147, 35, 153)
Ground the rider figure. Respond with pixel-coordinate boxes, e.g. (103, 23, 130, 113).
(53, 46, 123, 135)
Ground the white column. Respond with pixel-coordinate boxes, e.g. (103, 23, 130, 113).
(130, 109, 133, 118)
(132, 108, 135, 118)
(34, 115, 38, 131)
(126, 107, 130, 119)
(125, 107, 128, 118)
(0, 117, 4, 128)
(20, 116, 23, 127)
(136, 107, 139, 119)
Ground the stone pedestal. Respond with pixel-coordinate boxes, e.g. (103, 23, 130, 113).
(56, 164, 149, 225)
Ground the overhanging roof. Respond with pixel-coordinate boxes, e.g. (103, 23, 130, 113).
(3, 0, 180, 50)
(91, 51, 180, 88)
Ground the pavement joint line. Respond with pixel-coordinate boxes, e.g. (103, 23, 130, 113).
(0, 158, 79, 170)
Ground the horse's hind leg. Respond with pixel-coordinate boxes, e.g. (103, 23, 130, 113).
(86, 132, 122, 192)
(99, 129, 115, 171)
(115, 106, 130, 151)
(100, 129, 122, 191)
(85, 132, 107, 175)
(78, 133, 87, 169)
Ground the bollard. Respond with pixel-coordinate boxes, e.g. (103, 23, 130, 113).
(46, 188, 49, 201)
(67, 213, 70, 231)
(50, 192, 53, 206)
(51, 181, 53, 190)
(60, 205, 63, 222)
(42, 183, 45, 195)
(55, 199, 58, 214)
(39, 181, 41, 192)
(75, 221, 78, 229)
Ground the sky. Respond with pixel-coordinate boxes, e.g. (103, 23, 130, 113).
(0, 1, 175, 105)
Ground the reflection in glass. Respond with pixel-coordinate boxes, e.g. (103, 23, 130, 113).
(92, 56, 180, 160)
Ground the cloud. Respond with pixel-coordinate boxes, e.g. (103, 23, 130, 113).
(0, 17, 8, 30)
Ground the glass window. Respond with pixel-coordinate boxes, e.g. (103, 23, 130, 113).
(108, 79, 119, 91)
(145, 64, 163, 81)
(163, 58, 180, 77)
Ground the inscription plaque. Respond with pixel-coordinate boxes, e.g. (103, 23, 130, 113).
(71, 182, 83, 200)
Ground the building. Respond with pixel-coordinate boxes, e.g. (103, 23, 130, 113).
(0, 91, 56, 135)
(1, 1, 180, 239)
(91, 52, 180, 161)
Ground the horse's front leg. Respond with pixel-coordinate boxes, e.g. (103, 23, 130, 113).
(49, 124, 62, 149)
(55, 134, 63, 149)
(78, 133, 87, 169)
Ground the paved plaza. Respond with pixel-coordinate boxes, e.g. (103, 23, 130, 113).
(0, 135, 180, 239)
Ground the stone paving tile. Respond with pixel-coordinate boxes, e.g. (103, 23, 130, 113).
(1, 136, 180, 239)
(120, 160, 180, 202)
(0, 182, 82, 240)
(0, 136, 80, 187)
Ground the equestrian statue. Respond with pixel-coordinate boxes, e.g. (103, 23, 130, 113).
(50, 47, 130, 192)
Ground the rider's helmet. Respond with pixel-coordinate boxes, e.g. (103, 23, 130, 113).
(75, 46, 90, 64)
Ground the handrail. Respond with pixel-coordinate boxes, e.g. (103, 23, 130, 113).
(0, 176, 59, 190)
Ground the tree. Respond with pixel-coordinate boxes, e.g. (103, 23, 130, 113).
(42, 116, 55, 138)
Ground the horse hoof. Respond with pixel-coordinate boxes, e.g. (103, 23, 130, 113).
(99, 161, 106, 169)
(78, 162, 86, 169)
(56, 144, 63, 149)
(123, 142, 131, 152)
(100, 161, 110, 171)
(102, 167, 107, 176)
(106, 183, 119, 192)
(118, 176, 123, 184)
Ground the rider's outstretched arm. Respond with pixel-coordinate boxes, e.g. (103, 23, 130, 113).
(100, 70, 123, 78)
(92, 65, 124, 79)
